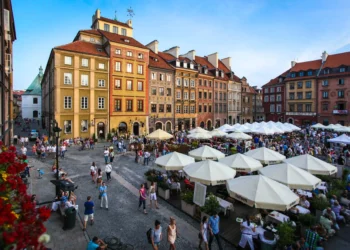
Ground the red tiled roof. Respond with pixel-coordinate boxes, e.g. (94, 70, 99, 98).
(323, 51, 350, 68)
(178, 56, 192, 63)
(13, 90, 25, 95)
(149, 50, 174, 70)
(55, 41, 108, 57)
(98, 30, 147, 49)
(218, 60, 229, 72)
(249, 86, 257, 94)
(262, 69, 290, 87)
(194, 56, 215, 69)
(290, 59, 322, 72)
(158, 52, 176, 61)
(79, 29, 101, 36)
(91, 17, 132, 29)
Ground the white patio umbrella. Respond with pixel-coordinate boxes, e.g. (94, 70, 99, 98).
(285, 154, 337, 175)
(311, 123, 326, 129)
(226, 132, 252, 140)
(209, 129, 228, 137)
(188, 145, 225, 161)
(284, 123, 301, 131)
(189, 127, 209, 134)
(276, 123, 293, 133)
(252, 127, 275, 135)
(218, 124, 233, 132)
(183, 160, 236, 185)
(334, 126, 350, 133)
(226, 175, 300, 211)
(259, 163, 322, 190)
(155, 152, 195, 170)
(244, 147, 286, 164)
(187, 132, 212, 140)
(219, 154, 263, 172)
(328, 134, 350, 145)
(325, 124, 338, 130)
(146, 129, 173, 140)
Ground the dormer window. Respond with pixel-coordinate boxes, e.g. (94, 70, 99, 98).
(176, 60, 180, 67)
(190, 63, 194, 69)
(204, 69, 208, 74)
(340, 67, 345, 73)
(324, 69, 329, 74)
(220, 71, 224, 78)
(299, 72, 304, 77)
(183, 62, 187, 68)
(90, 38, 95, 43)
(215, 70, 218, 77)
(291, 73, 296, 78)
(124, 39, 130, 43)
(97, 48, 102, 52)
(279, 77, 283, 83)
(153, 58, 158, 62)
(307, 71, 312, 76)
(138, 53, 143, 59)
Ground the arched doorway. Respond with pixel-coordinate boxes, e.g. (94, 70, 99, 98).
(133, 122, 139, 136)
(118, 122, 127, 134)
(98, 122, 105, 138)
(33, 110, 38, 118)
(207, 120, 212, 130)
(166, 122, 172, 132)
(200, 121, 205, 128)
(155, 122, 163, 130)
(288, 118, 294, 124)
(178, 121, 183, 131)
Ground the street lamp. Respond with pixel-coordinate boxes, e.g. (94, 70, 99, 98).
(53, 123, 62, 196)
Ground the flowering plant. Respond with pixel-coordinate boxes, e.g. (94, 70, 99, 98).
(0, 142, 51, 249)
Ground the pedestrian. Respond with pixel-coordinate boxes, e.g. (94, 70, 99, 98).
(138, 183, 148, 214)
(109, 149, 114, 163)
(21, 145, 27, 156)
(60, 144, 66, 158)
(96, 168, 103, 188)
(144, 150, 150, 165)
(167, 217, 178, 250)
(151, 220, 162, 250)
(199, 216, 209, 250)
(208, 211, 223, 250)
(105, 163, 112, 181)
(90, 138, 94, 150)
(99, 182, 108, 210)
(83, 196, 94, 231)
(90, 162, 97, 183)
(238, 216, 256, 250)
(87, 236, 108, 250)
(103, 147, 109, 164)
(149, 181, 159, 209)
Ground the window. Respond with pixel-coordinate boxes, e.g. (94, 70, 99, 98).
(121, 28, 126, 36)
(190, 80, 195, 87)
(277, 87, 281, 92)
(340, 67, 345, 73)
(199, 92, 202, 99)
(159, 104, 164, 113)
(137, 100, 144, 111)
(176, 91, 181, 99)
(322, 91, 328, 99)
(223, 83, 226, 89)
(64, 96, 72, 109)
(209, 81, 212, 87)
(90, 38, 95, 43)
(215, 92, 218, 100)
(305, 104, 312, 112)
(270, 87, 275, 93)
(228, 93, 232, 100)
(289, 104, 295, 112)
(81, 120, 88, 132)
(297, 104, 303, 112)
(324, 69, 329, 74)
(190, 63, 194, 69)
(81, 75, 88, 86)
(322, 103, 328, 111)
(209, 92, 212, 99)
(115, 99, 121, 111)
(306, 92, 312, 99)
(64, 56, 72, 65)
(291, 73, 296, 78)
(338, 90, 344, 98)
(204, 92, 207, 99)
(64, 120, 72, 134)
(126, 80, 132, 90)
(126, 100, 133, 111)
(166, 104, 171, 112)
(339, 79, 345, 85)
(183, 62, 187, 68)
(322, 80, 328, 86)
(159, 74, 164, 81)
(151, 104, 157, 112)
(198, 105, 202, 113)
(223, 93, 226, 100)
(136, 64, 143, 74)
(191, 92, 195, 100)
(299, 72, 304, 77)
(115, 62, 121, 71)
(297, 92, 303, 99)
(104, 24, 110, 31)
(204, 105, 207, 112)
(265, 88, 269, 94)
(183, 92, 188, 99)
(276, 104, 282, 113)
(138, 53, 143, 59)
(115, 79, 121, 89)
(64, 73, 72, 84)
(307, 71, 312, 76)
(208, 105, 212, 112)
(81, 97, 88, 109)
(270, 104, 275, 112)
(264, 96, 269, 102)
(220, 83, 222, 89)
(306, 81, 311, 88)
(289, 93, 295, 100)
(159, 87, 164, 96)
(98, 97, 105, 109)
(199, 80, 202, 86)
(98, 63, 105, 69)
(290, 83, 295, 90)
(115, 49, 121, 55)
(167, 88, 171, 96)
(176, 105, 181, 113)
(98, 79, 105, 87)
(82, 58, 88, 67)
(297, 82, 303, 89)
(166, 75, 171, 82)
(276, 94, 282, 102)
(127, 51, 133, 57)
(126, 63, 133, 73)
(113, 26, 118, 33)
(184, 79, 188, 87)
(151, 88, 156, 95)
(137, 81, 143, 91)
(176, 78, 181, 86)
(151, 72, 156, 80)
(270, 95, 275, 102)
(176, 61, 180, 67)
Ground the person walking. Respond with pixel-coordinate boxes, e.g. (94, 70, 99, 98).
(167, 217, 178, 250)
(96, 168, 103, 188)
(138, 183, 147, 214)
(238, 216, 256, 250)
(99, 182, 108, 210)
(151, 220, 162, 250)
(90, 162, 97, 183)
(149, 181, 159, 209)
(105, 163, 112, 181)
(144, 151, 150, 165)
(21, 145, 27, 156)
(208, 211, 223, 250)
(103, 147, 109, 164)
(199, 216, 209, 250)
(109, 149, 115, 163)
(83, 196, 94, 231)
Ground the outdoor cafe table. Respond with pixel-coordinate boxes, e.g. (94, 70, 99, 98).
(297, 189, 313, 198)
(253, 226, 277, 245)
(290, 205, 310, 214)
(316, 182, 328, 194)
(267, 211, 290, 224)
(207, 195, 234, 216)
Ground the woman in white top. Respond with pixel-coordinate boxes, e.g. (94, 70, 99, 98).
(199, 216, 209, 250)
(90, 162, 97, 183)
(239, 216, 256, 250)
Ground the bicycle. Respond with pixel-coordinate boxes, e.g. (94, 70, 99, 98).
(104, 236, 134, 250)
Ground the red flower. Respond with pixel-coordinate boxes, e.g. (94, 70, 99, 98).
(3, 231, 18, 244)
(9, 145, 17, 152)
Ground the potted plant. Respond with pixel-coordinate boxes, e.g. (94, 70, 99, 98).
(298, 214, 316, 237)
(146, 175, 157, 190)
(107, 133, 112, 141)
(92, 133, 97, 142)
(181, 191, 196, 217)
(310, 196, 329, 216)
(200, 193, 219, 219)
(276, 222, 295, 249)
(157, 180, 170, 200)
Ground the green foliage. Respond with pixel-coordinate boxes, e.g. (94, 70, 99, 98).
(342, 168, 349, 182)
(298, 214, 316, 227)
(92, 133, 97, 142)
(230, 147, 237, 155)
(181, 191, 194, 205)
(191, 141, 199, 148)
(144, 169, 157, 177)
(147, 175, 158, 183)
(107, 133, 112, 140)
(200, 193, 219, 216)
(331, 179, 346, 190)
(310, 196, 330, 211)
(157, 180, 169, 190)
(327, 188, 342, 199)
(276, 222, 295, 248)
(111, 128, 116, 134)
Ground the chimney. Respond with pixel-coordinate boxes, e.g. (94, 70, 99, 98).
(146, 40, 159, 54)
(39, 66, 43, 77)
(291, 61, 296, 68)
(182, 50, 196, 60)
(127, 19, 132, 27)
(207, 52, 218, 68)
(321, 51, 328, 63)
(221, 57, 231, 70)
(164, 46, 180, 59)
(92, 9, 101, 27)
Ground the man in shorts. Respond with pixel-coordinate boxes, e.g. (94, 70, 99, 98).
(83, 196, 94, 231)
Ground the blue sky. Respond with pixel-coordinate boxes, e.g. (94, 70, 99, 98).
(13, 0, 350, 89)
